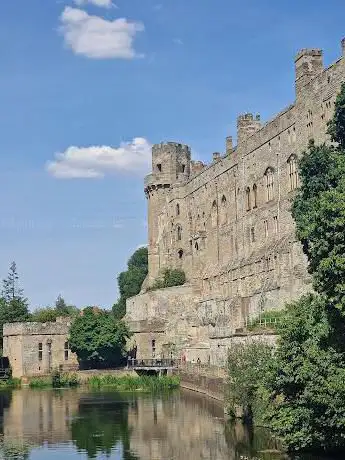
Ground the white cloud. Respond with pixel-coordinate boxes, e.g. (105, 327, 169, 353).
(46, 138, 152, 179)
(59, 7, 144, 59)
(173, 38, 183, 46)
(74, 0, 114, 8)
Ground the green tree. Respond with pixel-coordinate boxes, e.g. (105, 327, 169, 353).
(112, 247, 148, 320)
(0, 262, 29, 346)
(327, 81, 345, 148)
(30, 307, 59, 323)
(266, 83, 345, 453)
(226, 342, 273, 423)
(55, 294, 70, 316)
(69, 307, 131, 368)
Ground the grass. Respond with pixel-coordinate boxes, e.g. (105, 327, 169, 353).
(29, 372, 80, 389)
(29, 376, 52, 388)
(0, 377, 21, 389)
(1, 373, 180, 392)
(87, 374, 180, 391)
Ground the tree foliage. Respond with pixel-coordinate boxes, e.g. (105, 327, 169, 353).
(226, 342, 273, 422)
(112, 247, 148, 320)
(69, 307, 131, 368)
(327, 82, 345, 148)
(55, 294, 70, 316)
(266, 83, 345, 454)
(30, 307, 59, 323)
(148, 268, 186, 291)
(0, 262, 29, 346)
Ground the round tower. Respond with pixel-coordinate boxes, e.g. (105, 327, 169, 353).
(144, 142, 191, 281)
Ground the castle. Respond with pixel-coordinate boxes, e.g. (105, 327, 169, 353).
(126, 39, 345, 365)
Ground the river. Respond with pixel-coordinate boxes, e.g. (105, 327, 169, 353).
(0, 388, 294, 459)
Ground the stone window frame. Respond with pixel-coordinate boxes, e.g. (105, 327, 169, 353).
(250, 226, 255, 243)
(273, 215, 279, 234)
(38, 342, 43, 361)
(252, 184, 258, 209)
(211, 200, 217, 228)
(264, 167, 275, 202)
(245, 187, 251, 211)
(287, 154, 298, 191)
(176, 224, 182, 241)
(220, 195, 227, 225)
(64, 341, 69, 361)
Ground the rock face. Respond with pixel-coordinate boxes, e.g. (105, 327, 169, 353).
(126, 40, 345, 365)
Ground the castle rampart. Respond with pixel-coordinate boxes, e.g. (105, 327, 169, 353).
(127, 39, 345, 365)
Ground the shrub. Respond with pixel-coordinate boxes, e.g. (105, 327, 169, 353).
(226, 342, 273, 422)
(29, 376, 51, 388)
(148, 268, 186, 291)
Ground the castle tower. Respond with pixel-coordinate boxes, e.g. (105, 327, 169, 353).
(144, 142, 191, 281)
(237, 113, 261, 145)
(295, 48, 323, 97)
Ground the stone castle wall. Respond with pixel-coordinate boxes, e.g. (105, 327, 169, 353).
(3, 318, 78, 378)
(127, 40, 345, 364)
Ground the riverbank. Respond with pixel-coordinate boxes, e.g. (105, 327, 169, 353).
(0, 372, 180, 392)
(174, 368, 225, 403)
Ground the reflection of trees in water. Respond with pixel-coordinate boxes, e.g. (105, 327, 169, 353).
(0, 390, 12, 434)
(224, 422, 281, 459)
(71, 393, 139, 459)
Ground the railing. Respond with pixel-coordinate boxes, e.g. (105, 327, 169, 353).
(246, 317, 282, 329)
(127, 358, 178, 368)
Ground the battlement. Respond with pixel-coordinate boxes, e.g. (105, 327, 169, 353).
(295, 48, 324, 96)
(237, 113, 261, 122)
(295, 48, 323, 62)
(152, 142, 191, 157)
(237, 113, 261, 144)
(3, 320, 71, 336)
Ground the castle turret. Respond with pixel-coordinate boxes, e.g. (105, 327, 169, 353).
(237, 113, 261, 145)
(144, 142, 191, 281)
(295, 48, 323, 97)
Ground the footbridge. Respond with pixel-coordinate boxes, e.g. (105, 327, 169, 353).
(127, 358, 178, 373)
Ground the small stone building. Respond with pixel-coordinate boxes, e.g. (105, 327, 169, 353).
(3, 318, 78, 378)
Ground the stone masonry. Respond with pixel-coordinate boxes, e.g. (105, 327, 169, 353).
(126, 39, 345, 365)
(3, 317, 78, 378)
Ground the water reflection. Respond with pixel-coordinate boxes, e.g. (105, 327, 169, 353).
(0, 388, 285, 459)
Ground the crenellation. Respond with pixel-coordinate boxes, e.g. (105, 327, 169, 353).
(128, 40, 345, 366)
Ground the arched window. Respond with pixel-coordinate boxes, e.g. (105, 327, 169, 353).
(211, 200, 217, 227)
(245, 187, 251, 211)
(178, 249, 183, 259)
(177, 225, 182, 241)
(220, 195, 227, 225)
(195, 242, 199, 251)
(287, 155, 298, 191)
(265, 168, 274, 202)
(252, 184, 257, 208)
(176, 203, 180, 216)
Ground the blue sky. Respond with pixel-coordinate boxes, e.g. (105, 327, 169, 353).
(0, 0, 344, 309)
